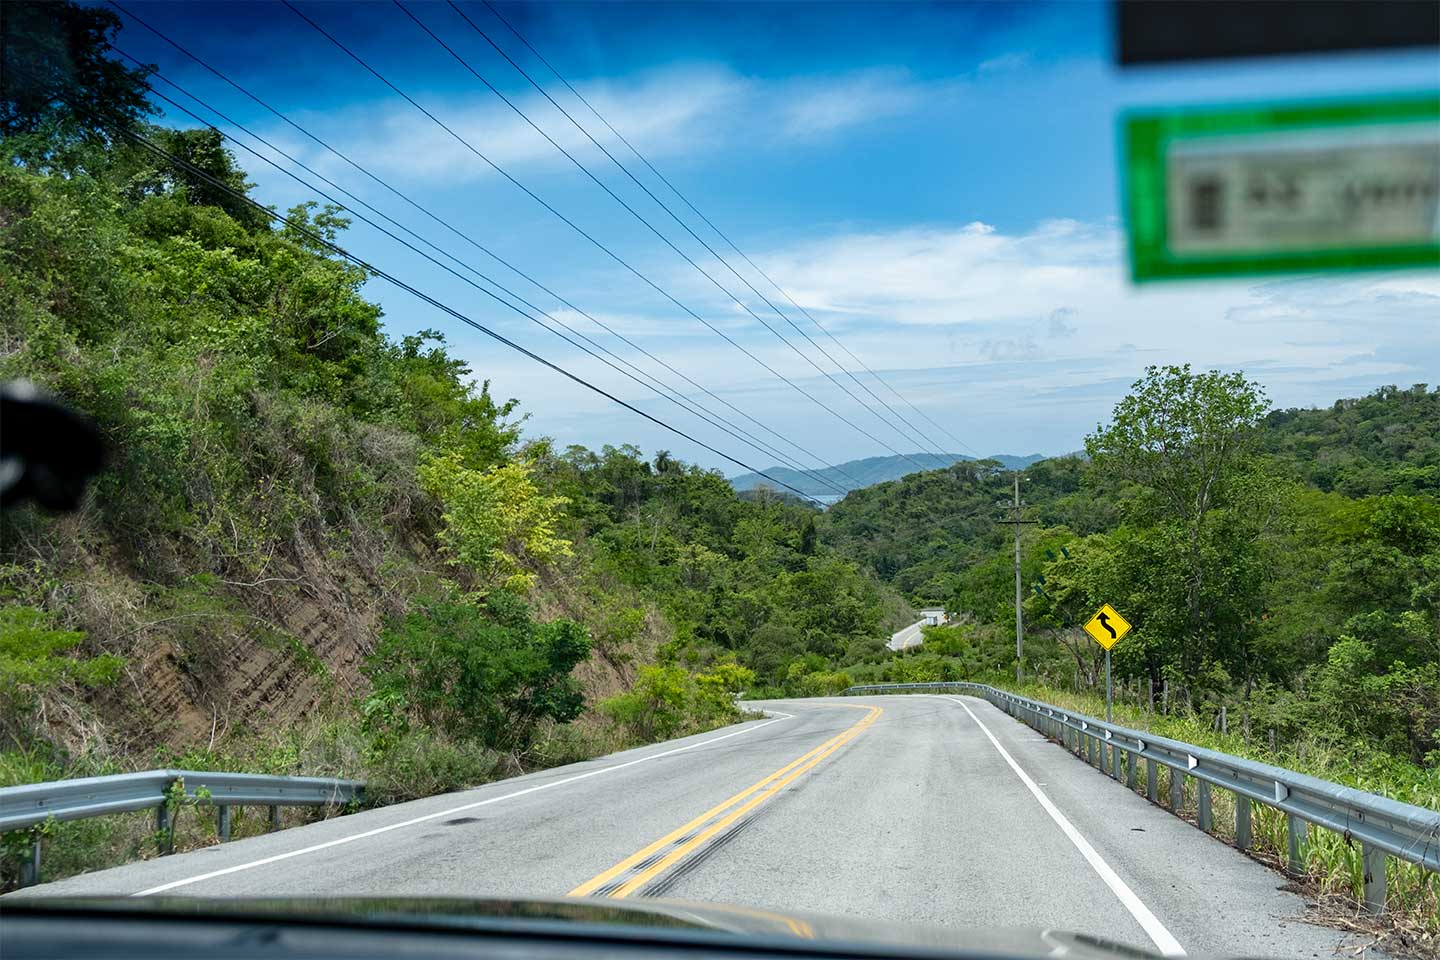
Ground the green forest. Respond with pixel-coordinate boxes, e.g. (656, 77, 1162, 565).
(827, 376, 1438, 770)
(1, 2, 1436, 917)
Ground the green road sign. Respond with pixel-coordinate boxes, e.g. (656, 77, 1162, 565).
(1123, 93, 1440, 282)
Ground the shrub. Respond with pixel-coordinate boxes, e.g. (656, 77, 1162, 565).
(0, 607, 123, 741)
(363, 592, 591, 753)
(600, 660, 754, 743)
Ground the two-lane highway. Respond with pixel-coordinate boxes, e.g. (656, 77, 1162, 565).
(9, 696, 1369, 957)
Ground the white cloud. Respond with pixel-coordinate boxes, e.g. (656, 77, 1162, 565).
(264, 64, 949, 186)
(777, 69, 926, 138)
(272, 65, 748, 185)
(976, 52, 1031, 75)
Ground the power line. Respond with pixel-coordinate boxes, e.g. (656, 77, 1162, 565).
(422, 0, 940, 459)
(115, 52, 854, 501)
(105, 1, 863, 496)
(281, 0, 929, 472)
(477, 0, 981, 458)
(44, 85, 829, 506)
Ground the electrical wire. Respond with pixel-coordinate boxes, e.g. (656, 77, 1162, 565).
(477, 0, 981, 458)
(413, 0, 939, 460)
(281, 0, 929, 472)
(28, 71, 829, 507)
(116, 53, 855, 501)
(105, 1, 866, 498)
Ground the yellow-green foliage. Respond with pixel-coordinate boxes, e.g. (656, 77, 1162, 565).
(0, 608, 123, 740)
(600, 660, 756, 743)
(420, 454, 572, 593)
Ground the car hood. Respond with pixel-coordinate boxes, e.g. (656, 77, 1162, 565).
(6, 895, 1174, 959)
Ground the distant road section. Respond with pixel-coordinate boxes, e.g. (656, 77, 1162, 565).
(887, 608, 947, 650)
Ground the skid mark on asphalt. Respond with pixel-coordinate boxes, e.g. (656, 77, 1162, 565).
(130, 712, 795, 897)
(570, 704, 881, 899)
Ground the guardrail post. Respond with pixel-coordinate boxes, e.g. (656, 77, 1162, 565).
(1086, 735, 1096, 766)
(156, 802, 174, 856)
(217, 804, 231, 842)
(1146, 759, 1158, 802)
(1235, 795, 1252, 850)
(1169, 769, 1183, 811)
(1127, 751, 1139, 791)
(1362, 843, 1386, 915)
(1286, 814, 1306, 875)
(1110, 744, 1121, 780)
(18, 834, 41, 887)
(1197, 781, 1213, 832)
(269, 805, 281, 831)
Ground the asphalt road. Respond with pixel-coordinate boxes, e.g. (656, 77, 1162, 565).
(888, 619, 926, 651)
(11, 695, 1370, 958)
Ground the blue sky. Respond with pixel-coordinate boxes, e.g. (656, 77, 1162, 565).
(109, 1, 1440, 474)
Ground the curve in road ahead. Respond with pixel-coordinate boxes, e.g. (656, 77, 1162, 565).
(9, 696, 1370, 959)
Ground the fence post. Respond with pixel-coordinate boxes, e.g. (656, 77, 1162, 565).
(1198, 781, 1213, 832)
(1169, 769, 1183, 811)
(156, 802, 174, 856)
(217, 804, 232, 842)
(18, 834, 41, 887)
(1287, 814, 1306, 875)
(1362, 843, 1386, 915)
(1146, 759, 1158, 802)
(1235, 795, 1252, 850)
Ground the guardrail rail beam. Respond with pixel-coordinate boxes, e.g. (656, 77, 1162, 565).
(841, 681, 1438, 915)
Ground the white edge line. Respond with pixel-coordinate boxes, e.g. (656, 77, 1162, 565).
(133, 713, 793, 897)
(945, 697, 1186, 957)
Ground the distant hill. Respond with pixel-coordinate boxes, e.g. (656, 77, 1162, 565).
(729, 452, 1045, 501)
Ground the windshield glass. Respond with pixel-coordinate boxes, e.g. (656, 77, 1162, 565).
(1, 3, 1437, 959)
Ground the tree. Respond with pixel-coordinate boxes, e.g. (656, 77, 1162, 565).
(1086, 365, 1269, 530)
(1085, 366, 1271, 697)
(418, 454, 572, 593)
(1, 1, 154, 170)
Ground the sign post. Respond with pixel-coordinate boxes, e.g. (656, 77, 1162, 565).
(1083, 603, 1132, 721)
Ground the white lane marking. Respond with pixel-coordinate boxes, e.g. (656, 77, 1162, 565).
(946, 697, 1186, 957)
(134, 713, 794, 897)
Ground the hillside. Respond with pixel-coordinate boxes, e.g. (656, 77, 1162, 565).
(729, 451, 1044, 499)
(0, 4, 913, 836)
(822, 384, 1440, 601)
(829, 377, 1438, 763)
(1259, 384, 1438, 495)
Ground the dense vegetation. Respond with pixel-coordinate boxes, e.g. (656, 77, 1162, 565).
(2, 4, 1434, 931)
(0, 4, 908, 883)
(826, 373, 1439, 770)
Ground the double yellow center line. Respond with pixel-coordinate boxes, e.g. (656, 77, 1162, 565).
(569, 703, 881, 899)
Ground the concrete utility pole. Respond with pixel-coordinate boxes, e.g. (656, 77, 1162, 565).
(999, 474, 1038, 684)
(1014, 475, 1023, 683)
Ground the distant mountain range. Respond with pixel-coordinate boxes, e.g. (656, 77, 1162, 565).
(729, 453, 1046, 502)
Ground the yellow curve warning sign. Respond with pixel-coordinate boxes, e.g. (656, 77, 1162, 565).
(1084, 604, 1132, 651)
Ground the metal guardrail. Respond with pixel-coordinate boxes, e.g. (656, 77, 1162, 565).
(1, 769, 363, 888)
(843, 682, 1440, 915)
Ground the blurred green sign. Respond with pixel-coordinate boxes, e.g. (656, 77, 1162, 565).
(1123, 94, 1440, 282)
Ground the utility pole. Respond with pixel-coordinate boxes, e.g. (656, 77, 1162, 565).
(998, 474, 1037, 684)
